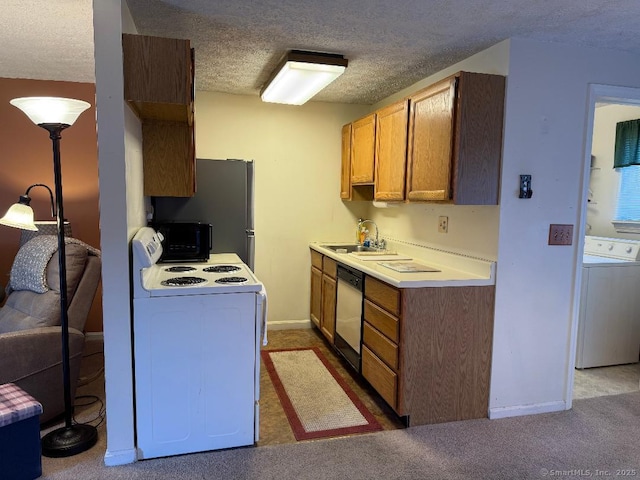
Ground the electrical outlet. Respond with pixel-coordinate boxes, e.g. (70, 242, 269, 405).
(548, 224, 573, 246)
(438, 216, 448, 233)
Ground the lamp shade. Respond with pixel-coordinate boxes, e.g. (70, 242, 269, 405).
(10, 97, 91, 126)
(261, 51, 348, 105)
(0, 203, 37, 231)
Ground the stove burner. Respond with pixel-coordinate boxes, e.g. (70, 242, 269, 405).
(203, 265, 241, 273)
(215, 276, 248, 284)
(161, 276, 207, 287)
(164, 266, 197, 273)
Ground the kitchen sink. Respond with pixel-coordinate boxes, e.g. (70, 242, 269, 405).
(321, 244, 383, 253)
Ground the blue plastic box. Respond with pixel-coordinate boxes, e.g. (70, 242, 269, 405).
(0, 383, 43, 480)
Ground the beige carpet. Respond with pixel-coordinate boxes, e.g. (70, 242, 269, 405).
(261, 347, 381, 440)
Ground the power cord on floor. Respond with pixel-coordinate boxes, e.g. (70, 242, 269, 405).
(74, 347, 106, 428)
(73, 394, 106, 429)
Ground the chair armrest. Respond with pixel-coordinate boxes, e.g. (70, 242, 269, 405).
(0, 326, 85, 385)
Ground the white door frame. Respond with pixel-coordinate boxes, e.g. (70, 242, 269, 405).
(566, 84, 640, 407)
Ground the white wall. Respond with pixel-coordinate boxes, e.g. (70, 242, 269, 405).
(194, 92, 370, 325)
(490, 38, 640, 418)
(93, 0, 143, 466)
(588, 104, 640, 238)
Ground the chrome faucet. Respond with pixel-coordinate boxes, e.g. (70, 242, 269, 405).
(357, 218, 380, 248)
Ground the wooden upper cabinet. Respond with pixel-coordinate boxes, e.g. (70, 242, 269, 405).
(451, 72, 504, 205)
(142, 121, 195, 197)
(406, 72, 505, 205)
(375, 100, 409, 201)
(406, 77, 456, 202)
(351, 113, 376, 185)
(123, 33, 197, 197)
(340, 123, 352, 199)
(122, 34, 194, 124)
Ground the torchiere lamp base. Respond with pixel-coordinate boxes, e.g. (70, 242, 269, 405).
(41, 424, 98, 458)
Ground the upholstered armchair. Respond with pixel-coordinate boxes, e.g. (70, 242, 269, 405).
(0, 238, 101, 424)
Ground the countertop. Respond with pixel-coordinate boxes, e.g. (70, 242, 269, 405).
(310, 241, 496, 288)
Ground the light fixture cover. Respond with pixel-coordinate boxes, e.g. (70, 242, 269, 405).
(261, 51, 348, 105)
(10, 97, 91, 126)
(0, 203, 38, 231)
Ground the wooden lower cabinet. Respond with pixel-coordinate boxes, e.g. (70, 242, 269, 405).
(310, 266, 322, 328)
(321, 275, 336, 342)
(363, 322, 398, 370)
(363, 274, 495, 426)
(309, 249, 337, 343)
(362, 345, 398, 409)
(310, 250, 495, 426)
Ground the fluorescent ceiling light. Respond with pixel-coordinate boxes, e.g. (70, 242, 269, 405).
(261, 51, 348, 106)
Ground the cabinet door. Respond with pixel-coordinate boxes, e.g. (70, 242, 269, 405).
(143, 120, 195, 197)
(122, 34, 193, 122)
(340, 123, 352, 199)
(406, 77, 456, 201)
(375, 100, 409, 201)
(351, 114, 376, 184)
(321, 274, 336, 343)
(310, 266, 322, 328)
(450, 72, 504, 205)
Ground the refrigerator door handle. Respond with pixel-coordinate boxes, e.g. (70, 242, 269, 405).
(246, 230, 255, 271)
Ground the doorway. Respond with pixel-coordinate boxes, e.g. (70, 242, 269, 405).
(570, 85, 640, 403)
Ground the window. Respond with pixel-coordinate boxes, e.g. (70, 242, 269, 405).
(612, 119, 640, 233)
(615, 165, 640, 221)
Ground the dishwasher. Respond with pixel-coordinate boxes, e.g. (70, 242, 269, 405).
(333, 263, 364, 372)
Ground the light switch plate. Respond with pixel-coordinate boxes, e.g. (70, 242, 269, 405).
(549, 224, 573, 245)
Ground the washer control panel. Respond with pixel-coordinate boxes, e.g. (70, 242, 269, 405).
(584, 236, 640, 261)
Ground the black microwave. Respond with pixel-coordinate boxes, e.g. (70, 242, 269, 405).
(152, 222, 212, 263)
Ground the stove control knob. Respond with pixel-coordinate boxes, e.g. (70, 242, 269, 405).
(608, 244, 614, 251)
(626, 247, 633, 254)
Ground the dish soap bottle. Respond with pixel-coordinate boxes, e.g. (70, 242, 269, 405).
(360, 228, 368, 245)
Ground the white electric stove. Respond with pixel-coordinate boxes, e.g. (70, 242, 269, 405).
(131, 227, 267, 460)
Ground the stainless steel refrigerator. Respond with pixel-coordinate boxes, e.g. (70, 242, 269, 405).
(152, 159, 255, 270)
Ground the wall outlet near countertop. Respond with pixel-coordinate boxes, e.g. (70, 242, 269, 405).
(438, 216, 448, 233)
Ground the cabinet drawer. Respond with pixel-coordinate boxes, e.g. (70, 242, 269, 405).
(363, 300, 399, 343)
(362, 346, 397, 409)
(323, 256, 337, 279)
(363, 322, 398, 370)
(365, 276, 400, 316)
(310, 249, 323, 270)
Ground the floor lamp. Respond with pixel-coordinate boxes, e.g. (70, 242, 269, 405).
(6, 96, 97, 457)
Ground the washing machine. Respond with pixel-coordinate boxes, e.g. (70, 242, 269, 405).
(576, 236, 640, 368)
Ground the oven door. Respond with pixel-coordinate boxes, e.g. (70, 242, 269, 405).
(334, 264, 364, 372)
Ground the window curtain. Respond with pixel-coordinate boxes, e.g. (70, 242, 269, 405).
(614, 119, 640, 168)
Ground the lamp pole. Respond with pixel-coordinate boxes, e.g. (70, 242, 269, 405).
(38, 123, 97, 457)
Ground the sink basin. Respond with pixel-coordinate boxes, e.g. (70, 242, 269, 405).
(321, 244, 382, 253)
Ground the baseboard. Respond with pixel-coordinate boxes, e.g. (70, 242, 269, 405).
(267, 320, 313, 331)
(489, 400, 567, 420)
(104, 448, 137, 466)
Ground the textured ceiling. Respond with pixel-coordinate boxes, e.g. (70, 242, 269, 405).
(4, 1, 640, 105)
